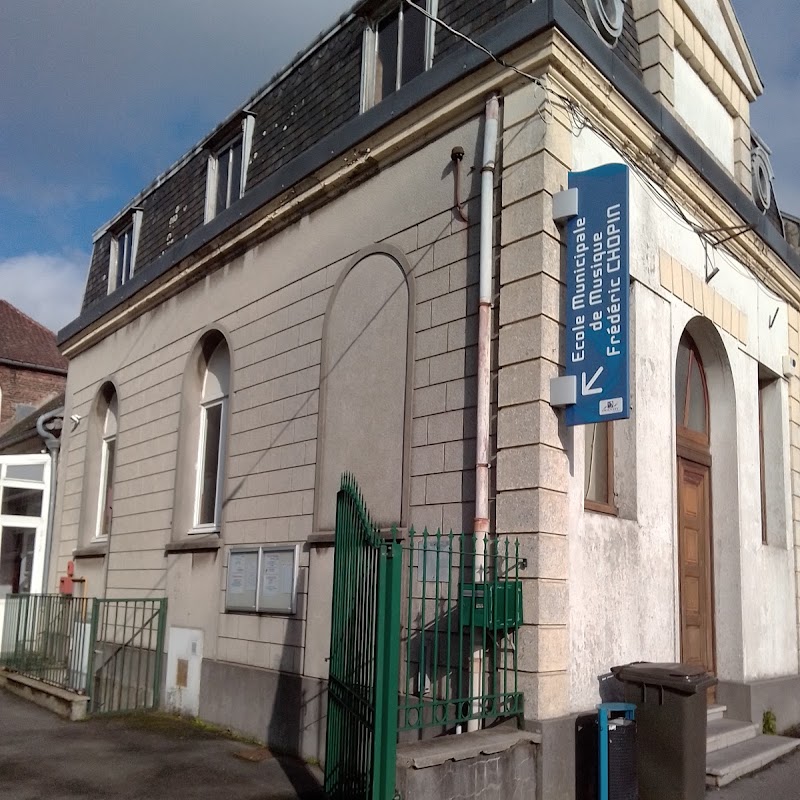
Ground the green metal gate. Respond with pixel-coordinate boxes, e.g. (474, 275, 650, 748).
(88, 598, 167, 714)
(324, 475, 402, 800)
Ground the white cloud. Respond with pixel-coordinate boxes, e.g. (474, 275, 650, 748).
(0, 251, 88, 333)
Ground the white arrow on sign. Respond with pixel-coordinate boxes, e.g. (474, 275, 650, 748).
(581, 366, 604, 396)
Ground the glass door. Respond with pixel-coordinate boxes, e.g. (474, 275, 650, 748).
(0, 456, 50, 648)
(0, 526, 37, 596)
(0, 455, 50, 596)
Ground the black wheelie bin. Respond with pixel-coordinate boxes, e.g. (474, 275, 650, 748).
(611, 662, 716, 800)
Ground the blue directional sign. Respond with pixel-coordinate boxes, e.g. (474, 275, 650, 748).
(565, 163, 630, 427)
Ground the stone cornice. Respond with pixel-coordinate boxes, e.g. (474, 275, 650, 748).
(546, 30, 799, 308)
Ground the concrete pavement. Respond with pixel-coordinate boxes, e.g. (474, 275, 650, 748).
(12, 682, 799, 800)
(0, 688, 325, 799)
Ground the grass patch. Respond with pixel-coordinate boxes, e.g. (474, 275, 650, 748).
(782, 723, 800, 739)
(92, 710, 263, 745)
(91, 711, 321, 769)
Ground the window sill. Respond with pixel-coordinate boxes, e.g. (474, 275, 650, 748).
(73, 542, 108, 559)
(165, 535, 221, 555)
(761, 540, 790, 551)
(188, 525, 220, 535)
(584, 500, 619, 517)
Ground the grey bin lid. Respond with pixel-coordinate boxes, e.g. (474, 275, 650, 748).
(610, 662, 718, 694)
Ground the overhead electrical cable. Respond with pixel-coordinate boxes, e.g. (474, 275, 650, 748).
(403, 0, 785, 301)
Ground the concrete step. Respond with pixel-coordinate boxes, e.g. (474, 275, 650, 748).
(705, 734, 800, 787)
(706, 718, 759, 754)
(0, 669, 88, 721)
(707, 704, 727, 722)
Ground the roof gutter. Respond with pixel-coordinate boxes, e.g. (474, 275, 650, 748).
(0, 357, 67, 376)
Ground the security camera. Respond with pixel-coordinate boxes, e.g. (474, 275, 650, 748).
(70, 414, 82, 430)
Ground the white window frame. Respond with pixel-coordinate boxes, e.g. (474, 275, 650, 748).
(360, 0, 438, 112)
(107, 208, 143, 294)
(94, 434, 116, 540)
(191, 397, 228, 533)
(93, 392, 118, 541)
(0, 455, 51, 597)
(204, 113, 255, 223)
(190, 338, 230, 535)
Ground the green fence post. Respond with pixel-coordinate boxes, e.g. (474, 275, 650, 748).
(152, 598, 167, 709)
(372, 532, 402, 800)
(85, 598, 99, 707)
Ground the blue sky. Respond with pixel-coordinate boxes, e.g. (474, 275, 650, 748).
(0, 0, 797, 332)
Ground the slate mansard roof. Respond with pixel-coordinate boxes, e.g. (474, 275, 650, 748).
(74, 1, 639, 327)
(63, 0, 799, 345)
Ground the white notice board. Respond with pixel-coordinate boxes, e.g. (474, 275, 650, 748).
(259, 546, 298, 614)
(226, 549, 259, 612)
(226, 545, 299, 614)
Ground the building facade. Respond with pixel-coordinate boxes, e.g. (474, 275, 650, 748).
(48, 0, 800, 794)
(0, 300, 66, 433)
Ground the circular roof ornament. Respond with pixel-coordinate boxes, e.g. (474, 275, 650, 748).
(751, 146, 773, 212)
(584, 0, 624, 47)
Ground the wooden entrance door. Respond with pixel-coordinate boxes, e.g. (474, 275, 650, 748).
(675, 332, 715, 698)
(677, 458, 715, 682)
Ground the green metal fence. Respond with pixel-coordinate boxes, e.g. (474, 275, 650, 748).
(399, 528, 523, 735)
(0, 593, 166, 714)
(0, 594, 93, 692)
(324, 475, 402, 800)
(323, 475, 526, 797)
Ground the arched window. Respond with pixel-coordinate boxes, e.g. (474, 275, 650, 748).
(96, 388, 118, 539)
(193, 339, 230, 531)
(675, 332, 709, 441)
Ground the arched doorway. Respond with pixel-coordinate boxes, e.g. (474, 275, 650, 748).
(675, 332, 716, 690)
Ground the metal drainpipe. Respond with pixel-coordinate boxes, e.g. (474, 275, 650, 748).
(37, 407, 63, 594)
(468, 94, 499, 732)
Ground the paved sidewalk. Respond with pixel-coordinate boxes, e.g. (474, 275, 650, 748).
(706, 747, 800, 799)
(0, 688, 324, 799)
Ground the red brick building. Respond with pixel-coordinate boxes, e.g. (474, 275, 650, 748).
(0, 301, 67, 433)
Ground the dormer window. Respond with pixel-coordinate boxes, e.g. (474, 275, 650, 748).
(214, 137, 243, 214)
(108, 209, 142, 293)
(751, 140, 775, 213)
(204, 114, 255, 222)
(584, 0, 624, 47)
(361, 1, 437, 112)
